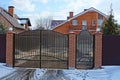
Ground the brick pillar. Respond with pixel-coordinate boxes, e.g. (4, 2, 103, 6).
(68, 31, 76, 69)
(6, 32, 14, 66)
(94, 32, 102, 68)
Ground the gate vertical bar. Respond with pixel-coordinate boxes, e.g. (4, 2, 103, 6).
(40, 30, 42, 68)
(93, 35, 95, 68)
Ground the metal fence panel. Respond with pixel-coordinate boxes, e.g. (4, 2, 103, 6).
(102, 35, 120, 65)
(14, 30, 68, 69)
(0, 34, 6, 63)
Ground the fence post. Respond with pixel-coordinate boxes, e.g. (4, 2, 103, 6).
(94, 32, 102, 68)
(6, 32, 14, 67)
(68, 31, 76, 69)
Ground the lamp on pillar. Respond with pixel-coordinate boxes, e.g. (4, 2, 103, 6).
(96, 27, 101, 32)
(8, 27, 13, 32)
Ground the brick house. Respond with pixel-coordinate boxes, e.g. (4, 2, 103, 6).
(0, 6, 31, 33)
(52, 7, 107, 34)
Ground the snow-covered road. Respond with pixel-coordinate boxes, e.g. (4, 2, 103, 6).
(0, 63, 120, 80)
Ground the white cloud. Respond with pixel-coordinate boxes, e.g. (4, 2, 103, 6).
(32, 0, 49, 4)
(39, 11, 52, 17)
(39, 0, 48, 4)
(114, 10, 120, 23)
(10, 0, 35, 12)
(60, 0, 103, 12)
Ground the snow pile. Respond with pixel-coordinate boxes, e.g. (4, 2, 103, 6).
(103, 66, 120, 80)
(0, 63, 15, 78)
(63, 69, 109, 80)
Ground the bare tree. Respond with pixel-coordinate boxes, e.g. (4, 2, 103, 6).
(36, 16, 53, 30)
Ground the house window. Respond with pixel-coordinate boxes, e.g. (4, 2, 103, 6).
(82, 20, 87, 26)
(98, 13, 103, 26)
(92, 20, 96, 26)
(82, 20, 87, 30)
(98, 19, 103, 26)
(72, 20, 78, 26)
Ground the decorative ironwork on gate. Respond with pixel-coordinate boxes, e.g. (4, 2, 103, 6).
(13, 30, 68, 69)
(76, 30, 94, 69)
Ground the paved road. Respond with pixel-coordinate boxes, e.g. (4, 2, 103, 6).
(0, 68, 35, 80)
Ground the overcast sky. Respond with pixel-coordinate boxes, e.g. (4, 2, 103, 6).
(0, 0, 120, 28)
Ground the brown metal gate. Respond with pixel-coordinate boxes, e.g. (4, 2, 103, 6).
(76, 30, 94, 69)
(13, 30, 68, 69)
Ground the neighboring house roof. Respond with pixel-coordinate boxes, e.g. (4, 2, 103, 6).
(0, 7, 31, 29)
(17, 18, 31, 26)
(52, 7, 108, 30)
(51, 20, 65, 29)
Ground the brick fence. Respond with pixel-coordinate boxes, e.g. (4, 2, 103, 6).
(6, 32, 14, 66)
(6, 31, 102, 69)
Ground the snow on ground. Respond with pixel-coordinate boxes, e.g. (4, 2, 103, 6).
(0, 62, 120, 80)
(103, 66, 120, 80)
(34, 66, 120, 80)
(63, 69, 109, 80)
(0, 63, 15, 78)
(31, 68, 47, 80)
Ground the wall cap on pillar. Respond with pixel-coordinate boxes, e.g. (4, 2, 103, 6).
(95, 32, 102, 35)
(6, 31, 15, 34)
(69, 30, 75, 34)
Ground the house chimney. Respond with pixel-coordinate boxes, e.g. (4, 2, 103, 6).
(69, 12, 73, 18)
(67, 12, 73, 20)
(8, 6, 14, 17)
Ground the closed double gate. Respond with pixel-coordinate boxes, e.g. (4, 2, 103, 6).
(14, 30, 68, 69)
(13, 30, 94, 69)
